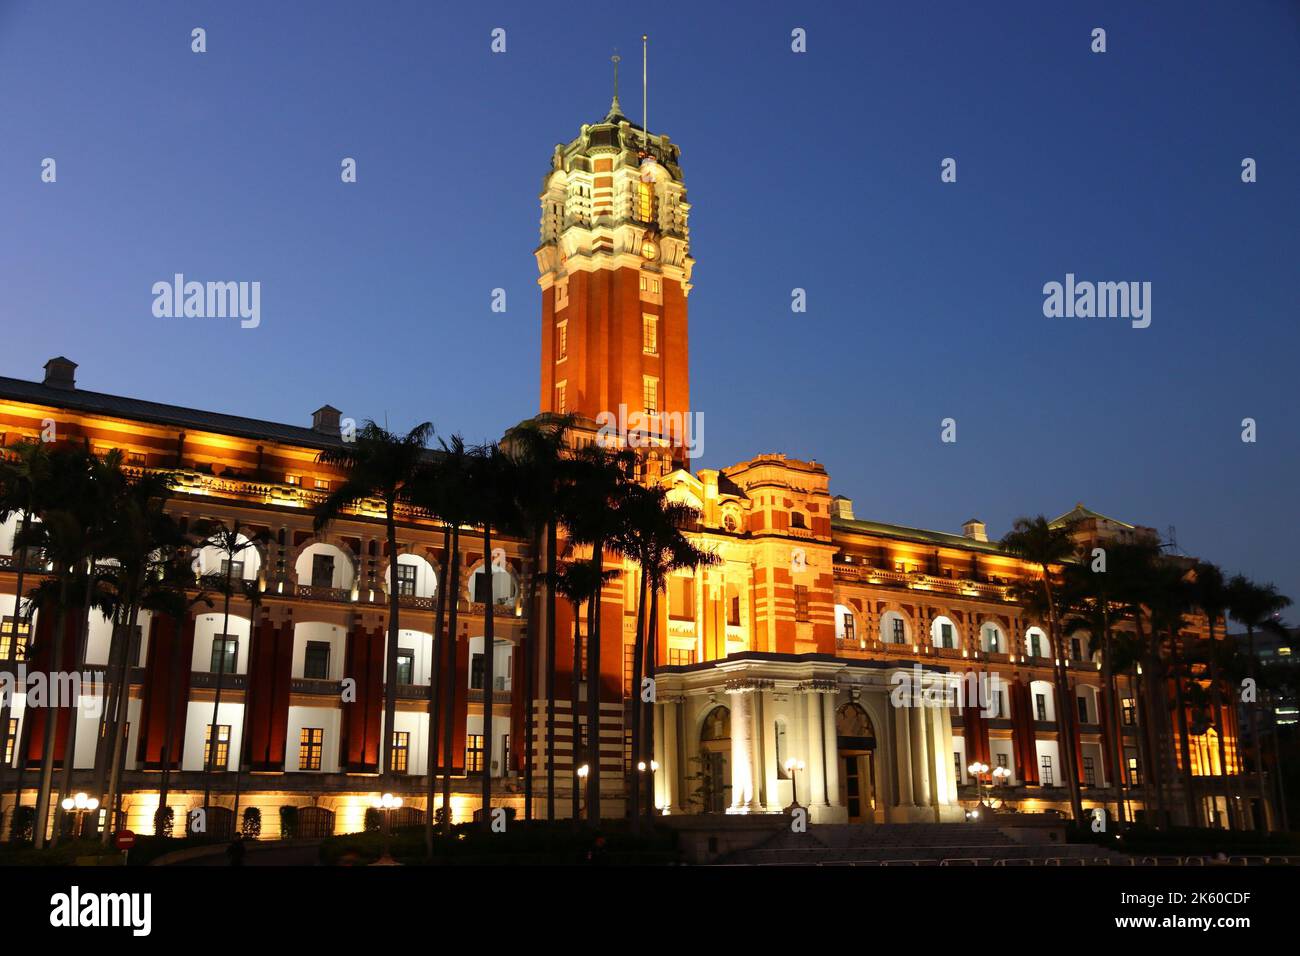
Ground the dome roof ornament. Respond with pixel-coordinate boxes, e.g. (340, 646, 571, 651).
(606, 51, 625, 122)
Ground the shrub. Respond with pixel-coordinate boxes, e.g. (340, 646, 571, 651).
(10, 805, 35, 844)
(241, 807, 262, 839)
(363, 807, 383, 833)
(279, 805, 299, 839)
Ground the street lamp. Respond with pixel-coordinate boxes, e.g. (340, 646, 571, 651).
(576, 763, 589, 821)
(370, 792, 402, 863)
(784, 758, 806, 812)
(60, 792, 99, 839)
(968, 761, 990, 807)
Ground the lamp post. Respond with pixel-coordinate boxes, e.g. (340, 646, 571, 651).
(370, 792, 402, 863)
(784, 758, 806, 812)
(968, 761, 990, 807)
(576, 763, 589, 821)
(60, 792, 99, 839)
(991, 765, 1012, 809)
(637, 760, 660, 814)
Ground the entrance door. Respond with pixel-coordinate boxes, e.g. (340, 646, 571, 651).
(844, 756, 862, 820)
(703, 751, 729, 813)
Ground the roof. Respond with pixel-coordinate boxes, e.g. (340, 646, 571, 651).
(1050, 503, 1136, 530)
(0, 374, 346, 452)
(831, 515, 1007, 555)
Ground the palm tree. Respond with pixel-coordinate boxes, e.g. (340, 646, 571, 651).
(315, 420, 433, 790)
(1146, 562, 1199, 827)
(558, 444, 636, 823)
(94, 468, 187, 842)
(1226, 574, 1292, 830)
(0, 439, 51, 835)
(19, 442, 98, 848)
(551, 559, 617, 825)
(613, 480, 715, 830)
(190, 518, 268, 824)
(1188, 562, 1234, 827)
(502, 414, 576, 822)
(1001, 516, 1085, 825)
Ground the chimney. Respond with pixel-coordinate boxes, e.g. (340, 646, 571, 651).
(831, 495, 855, 520)
(311, 405, 341, 436)
(962, 518, 988, 542)
(43, 356, 77, 390)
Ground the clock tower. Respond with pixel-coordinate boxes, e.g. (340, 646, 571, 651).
(536, 91, 694, 467)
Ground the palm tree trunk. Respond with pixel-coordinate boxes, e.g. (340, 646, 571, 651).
(439, 528, 461, 836)
(627, 565, 649, 830)
(480, 523, 494, 829)
(1041, 576, 1083, 824)
(570, 599, 582, 828)
(424, 524, 450, 857)
(53, 558, 97, 846)
(643, 587, 660, 823)
(33, 579, 71, 849)
(522, 528, 541, 822)
(1267, 701, 1288, 830)
(1245, 625, 1270, 829)
(585, 539, 605, 823)
(92, 607, 130, 842)
(103, 604, 142, 842)
(1169, 632, 1200, 826)
(382, 507, 401, 788)
(0, 515, 33, 824)
(1205, 622, 1232, 828)
(202, 559, 236, 814)
(1099, 616, 1126, 830)
(544, 519, 557, 823)
(231, 598, 261, 834)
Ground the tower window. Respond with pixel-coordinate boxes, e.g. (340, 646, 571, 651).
(642, 314, 658, 355)
(642, 376, 658, 416)
(636, 180, 654, 222)
(555, 381, 567, 414)
(556, 320, 568, 361)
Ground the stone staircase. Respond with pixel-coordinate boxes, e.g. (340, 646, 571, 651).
(715, 823, 1129, 866)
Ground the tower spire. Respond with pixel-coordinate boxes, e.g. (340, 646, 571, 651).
(607, 51, 623, 120)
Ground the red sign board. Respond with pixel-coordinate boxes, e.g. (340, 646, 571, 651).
(114, 830, 136, 851)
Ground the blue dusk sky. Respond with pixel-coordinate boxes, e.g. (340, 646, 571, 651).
(1, 1, 1297, 609)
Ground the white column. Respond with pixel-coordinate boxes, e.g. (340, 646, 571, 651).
(727, 688, 759, 812)
(893, 702, 914, 808)
(822, 691, 842, 808)
(804, 689, 827, 806)
(654, 700, 671, 812)
(910, 704, 932, 807)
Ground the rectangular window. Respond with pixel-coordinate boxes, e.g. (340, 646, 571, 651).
(392, 731, 410, 774)
(395, 648, 414, 685)
(996, 753, 1008, 768)
(313, 478, 330, 491)
(728, 594, 741, 627)
(311, 553, 334, 588)
(4, 717, 17, 765)
(203, 724, 231, 771)
(1121, 698, 1136, 726)
(642, 375, 658, 416)
(1083, 755, 1096, 787)
(470, 653, 485, 690)
(994, 691, 1005, 719)
(668, 648, 695, 667)
(304, 641, 331, 680)
(1126, 754, 1141, 785)
(842, 610, 855, 642)
(556, 320, 568, 360)
(220, 559, 244, 580)
(954, 751, 963, 785)
(642, 314, 658, 355)
(0, 617, 30, 661)
(126, 451, 146, 468)
(555, 381, 567, 414)
(1029, 633, 1042, 657)
(1077, 696, 1090, 725)
(636, 180, 653, 222)
(285, 474, 300, 486)
(299, 727, 323, 771)
(466, 734, 484, 774)
(396, 562, 417, 597)
(1035, 693, 1047, 722)
(623, 643, 636, 698)
(210, 636, 237, 674)
(1041, 755, 1054, 787)
(939, 622, 952, 648)
(1070, 637, 1082, 661)
(892, 618, 905, 644)
(794, 585, 810, 623)
(669, 577, 694, 621)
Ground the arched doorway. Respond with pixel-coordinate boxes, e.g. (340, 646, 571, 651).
(837, 703, 878, 823)
(698, 706, 731, 814)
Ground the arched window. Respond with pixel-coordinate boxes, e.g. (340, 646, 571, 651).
(1025, 626, 1049, 659)
(880, 610, 908, 645)
(980, 622, 1004, 653)
(931, 615, 958, 649)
